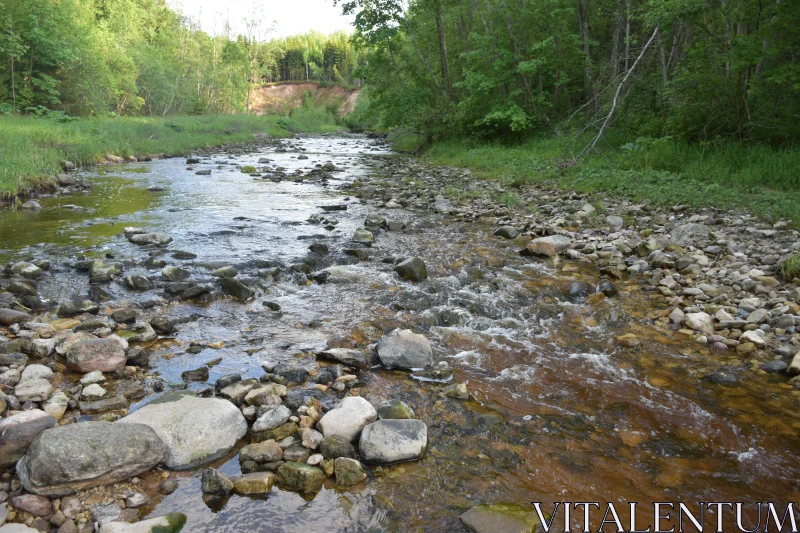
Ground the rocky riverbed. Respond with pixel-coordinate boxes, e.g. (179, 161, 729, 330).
(0, 134, 798, 533)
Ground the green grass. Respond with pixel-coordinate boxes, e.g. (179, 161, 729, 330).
(0, 113, 337, 197)
(779, 254, 800, 280)
(424, 135, 800, 226)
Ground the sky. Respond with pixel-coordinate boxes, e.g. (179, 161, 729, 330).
(168, 0, 356, 38)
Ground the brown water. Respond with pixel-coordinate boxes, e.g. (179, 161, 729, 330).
(3, 135, 797, 532)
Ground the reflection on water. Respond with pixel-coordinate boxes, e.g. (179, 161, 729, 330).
(4, 134, 798, 532)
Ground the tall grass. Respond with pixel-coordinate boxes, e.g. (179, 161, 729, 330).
(425, 135, 800, 225)
(0, 115, 299, 197)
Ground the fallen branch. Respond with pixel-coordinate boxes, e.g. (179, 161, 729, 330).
(579, 26, 660, 160)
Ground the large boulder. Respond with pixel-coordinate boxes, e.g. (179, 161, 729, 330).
(394, 257, 427, 282)
(376, 329, 433, 370)
(359, 419, 427, 465)
(17, 422, 165, 496)
(317, 396, 377, 443)
(127, 233, 173, 246)
(0, 411, 56, 468)
(0, 309, 31, 326)
(671, 223, 711, 246)
(99, 513, 186, 533)
(65, 337, 127, 373)
(119, 392, 247, 470)
(520, 235, 571, 258)
(459, 503, 541, 533)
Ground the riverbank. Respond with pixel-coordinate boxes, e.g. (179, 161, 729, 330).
(0, 113, 345, 199)
(419, 137, 800, 228)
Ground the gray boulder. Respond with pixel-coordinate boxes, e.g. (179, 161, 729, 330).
(252, 405, 291, 432)
(128, 233, 173, 246)
(359, 419, 427, 464)
(119, 392, 247, 470)
(0, 309, 31, 326)
(394, 257, 427, 282)
(671, 223, 711, 246)
(17, 422, 165, 496)
(376, 329, 433, 370)
(98, 513, 186, 533)
(318, 396, 377, 443)
(0, 410, 56, 468)
(316, 348, 369, 369)
(65, 337, 127, 373)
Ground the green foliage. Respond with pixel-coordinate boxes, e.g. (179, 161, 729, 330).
(779, 255, 800, 280)
(0, 115, 297, 196)
(425, 136, 800, 225)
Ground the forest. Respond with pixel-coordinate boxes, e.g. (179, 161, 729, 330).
(0, 0, 365, 116)
(340, 0, 800, 145)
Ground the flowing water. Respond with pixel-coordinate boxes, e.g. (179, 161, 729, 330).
(2, 135, 797, 532)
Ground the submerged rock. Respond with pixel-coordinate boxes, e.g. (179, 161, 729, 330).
(119, 392, 247, 470)
(200, 468, 233, 495)
(459, 503, 541, 533)
(17, 422, 165, 496)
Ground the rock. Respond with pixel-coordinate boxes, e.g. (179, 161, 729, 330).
(376, 329, 433, 370)
(597, 279, 618, 297)
(65, 337, 127, 373)
(15, 379, 52, 402)
(707, 371, 739, 386)
(124, 276, 152, 291)
(126, 347, 150, 367)
(111, 309, 137, 324)
(352, 229, 375, 245)
(232, 472, 275, 495)
(442, 382, 469, 400)
(334, 457, 366, 485)
(787, 353, 800, 376)
(615, 333, 641, 347)
(671, 223, 711, 246)
(252, 405, 291, 432)
(0, 369, 19, 388)
(10, 262, 43, 279)
(219, 378, 258, 405)
(120, 323, 156, 343)
(124, 493, 150, 508)
(219, 278, 254, 301)
(79, 396, 129, 414)
(0, 411, 56, 468)
(211, 266, 237, 278)
(273, 363, 308, 383)
(98, 513, 186, 533)
(761, 360, 788, 374)
(19, 365, 52, 384)
(119, 392, 247, 470)
(459, 503, 541, 533)
(275, 462, 326, 493)
(200, 468, 233, 495)
(21, 201, 41, 210)
(244, 384, 287, 406)
(80, 370, 105, 385)
(180, 367, 209, 382)
(377, 399, 416, 420)
(684, 312, 715, 335)
(359, 419, 427, 465)
(394, 257, 428, 282)
(240, 440, 283, 463)
(568, 281, 590, 299)
(0, 525, 39, 532)
(57, 300, 99, 318)
(161, 266, 189, 282)
(320, 435, 357, 459)
(740, 330, 767, 348)
(252, 421, 297, 443)
(17, 421, 165, 496)
(521, 235, 571, 258)
(82, 384, 107, 400)
(605, 215, 624, 230)
(301, 429, 324, 450)
(42, 392, 69, 420)
(494, 226, 519, 239)
(9, 494, 51, 517)
(318, 396, 377, 442)
(316, 348, 368, 369)
(127, 233, 173, 246)
(159, 480, 179, 495)
(0, 309, 31, 326)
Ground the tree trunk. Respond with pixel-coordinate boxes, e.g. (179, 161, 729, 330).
(578, 0, 595, 112)
(611, 0, 623, 80)
(624, 0, 631, 71)
(435, 0, 451, 97)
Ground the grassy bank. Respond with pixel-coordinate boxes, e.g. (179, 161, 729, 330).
(0, 113, 344, 198)
(423, 136, 800, 226)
